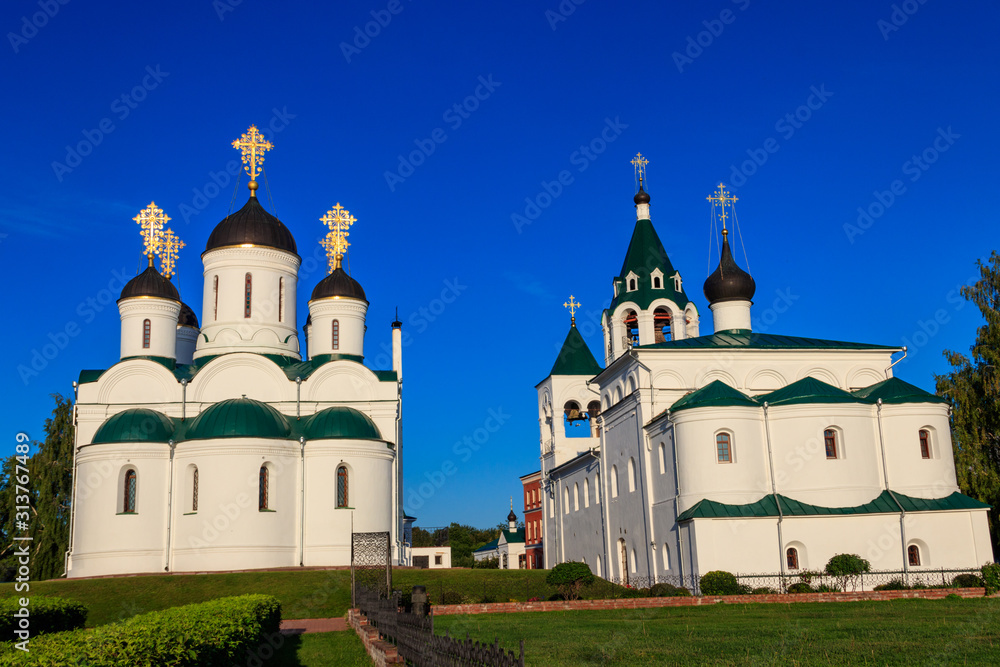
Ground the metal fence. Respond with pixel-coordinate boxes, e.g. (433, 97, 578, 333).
(357, 587, 525, 667)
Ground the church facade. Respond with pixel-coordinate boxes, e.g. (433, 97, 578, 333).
(66, 126, 404, 578)
(534, 164, 992, 586)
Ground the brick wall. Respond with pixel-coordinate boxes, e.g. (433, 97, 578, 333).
(348, 609, 404, 666)
(430, 587, 986, 616)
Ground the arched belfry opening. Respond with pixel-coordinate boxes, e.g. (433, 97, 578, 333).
(623, 310, 639, 347)
(587, 400, 602, 437)
(654, 307, 672, 343)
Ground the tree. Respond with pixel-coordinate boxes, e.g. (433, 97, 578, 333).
(546, 562, 594, 600)
(936, 251, 1000, 559)
(825, 553, 870, 592)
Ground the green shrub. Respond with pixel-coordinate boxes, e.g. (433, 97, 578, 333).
(952, 573, 985, 589)
(751, 587, 778, 595)
(0, 594, 280, 666)
(874, 579, 910, 591)
(787, 582, 813, 594)
(982, 563, 1000, 596)
(619, 588, 645, 599)
(0, 596, 87, 637)
(946, 593, 962, 600)
(699, 571, 741, 596)
(438, 591, 463, 606)
(474, 557, 499, 569)
(825, 554, 871, 591)
(546, 562, 594, 601)
(649, 583, 692, 598)
(815, 584, 839, 593)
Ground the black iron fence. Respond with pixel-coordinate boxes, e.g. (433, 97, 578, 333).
(356, 586, 525, 667)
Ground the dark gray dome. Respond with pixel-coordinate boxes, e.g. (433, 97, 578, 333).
(634, 185, 650, 205)
(178, 302, 199, 328)
(119, 265, 180, 302)
(311, 267, 367, 302)
(704, 231, 756, 304)
(205, 196, 297, 255)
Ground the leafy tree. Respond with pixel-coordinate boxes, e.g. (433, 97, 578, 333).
(936, 251, 1000, 559)
(699, 570, 742, 596)
(546, 562, 594, 600)
(825, 553, 870, 592)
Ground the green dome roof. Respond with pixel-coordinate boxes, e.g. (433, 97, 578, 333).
(186, 398, 293, 441)
(303, 406, 382, 441)
(93, 408, 175, 444)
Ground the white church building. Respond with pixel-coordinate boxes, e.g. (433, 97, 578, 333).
(534, 163, 992, 585)
(66, 126, 404, 578)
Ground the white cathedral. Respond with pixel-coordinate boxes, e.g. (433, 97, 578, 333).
(533, 163, 992, 584)
(66, 127, 404, 578)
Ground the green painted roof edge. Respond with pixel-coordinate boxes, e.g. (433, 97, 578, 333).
(670, 380, 759, 413)
(756, 376, 871, 407)
(641, 330, 898, 351)
(547, 325, 604, 378)
(851, 377, 949, 405)
(92, 408, 175, 444)
(609, 218, 691, 312)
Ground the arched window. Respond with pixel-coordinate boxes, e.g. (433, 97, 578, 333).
(244, 273, 253, 318)
(653, 276, 661, 289)
(587, 400, 602, 437)
(824, 429, 839, 459)
(258, 465, 269, 511)
(627, 458, 636, 492)
(919, 430, 931, 459)
(278, 277, 284, 323)
(573, 483, 580, 511)
(142, 319, 151, 349)
(658, 442, 667, 474)
(337, 465, 349, 508)
(213, 275, 219, 320)
(629, 278, 636, 291)
(332, 320, 340, 350)
(717, 433, 732, 463)
(192, 466, 199, 512)
(786, 547, 799, 570)
(908, 544, 921, 566)
(583, 477, 590, 508)
(623, 310, 639, 346)
(611, 466, 619, 498)
(563, 487, 570, 514)
(654, 307, 672, 343)
(663, 543, 670, 570)
(595, 473, 601, 503)
(123, 469, 137, 513)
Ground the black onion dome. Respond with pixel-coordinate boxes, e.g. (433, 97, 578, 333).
(178, 302, 199, 328)
(507, 509, 517, 523)
(633, 185, 650, 206)
(311, 267, 367, 302)
(703, 232, 756, 304)
(119, 265, 180, 302)
(205, 196, 297, 255)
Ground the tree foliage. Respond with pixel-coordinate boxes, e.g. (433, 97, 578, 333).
(936, 250, 1000, 559)
(825, 553, 871, 592)
(410, 523, 503, 568)
(546, 561, 593, 600)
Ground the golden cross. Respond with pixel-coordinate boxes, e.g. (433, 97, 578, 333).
(319, 203, 356, 271)
(159, 228, 185, 280)
(631, 152, 649, 185)
(563, 295, 581, 322)
(133, 201, 169, 261)
(706, 183, 738, 229)
(232, 125, 273, 195)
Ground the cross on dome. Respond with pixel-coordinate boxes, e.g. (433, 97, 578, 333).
(232, 125, 273, 196)
(631, 152, 649, 186)
(563, 295, 581, 325)
(159, 228, 185, 279)
(707, 183, 738, 230)
(133, 201, 169, 266)
(319, 203, 357, 272)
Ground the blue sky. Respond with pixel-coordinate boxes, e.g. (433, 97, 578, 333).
(1, 0, 996, 529)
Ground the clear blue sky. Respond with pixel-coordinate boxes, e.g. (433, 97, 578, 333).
(1, 0, 996, 529)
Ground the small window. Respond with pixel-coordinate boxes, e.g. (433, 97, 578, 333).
(563, 487, 569, 514)
(435, 555, 442, 565)
(786, 547, 799, 570)
(717, 433, 732, 463)
(919, 430, 931, 459)
(653, 276, 661, 289)
(908, 544, 921, 566)
(595, 473, 601, 504)
(573, 483, 580, 511)
(337, 465, 349, 508)
(244, 273, 253, 318)
(192, 466, 199, 512)
(627, 458, 636, 492)
(142, 319, 151, 349)
(213, 275, 219, 320)
(611, 466, 619, 498)
(629, 278, 636, 291)
(278, 277, 284, 323)
(824, 429, 838, 459)
(123, 469, 137, 513)
(663, 543, 670, 570)
(332, 320, 340, 350)
(659, 442, 667, 474)
(258, 466, 269, 511)
(584, 477, 590, 508)
(674, 274, 683, 292)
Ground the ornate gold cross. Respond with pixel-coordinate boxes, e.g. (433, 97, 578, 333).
(564, 295, 581, 323)
(707, 183, 738, 229)
(159, 228, 185, 279)
(232, 125, 273, 195)
(133, 202, 169, 262)
(631, 152, 649, 185)
(319, 203, 356, 272)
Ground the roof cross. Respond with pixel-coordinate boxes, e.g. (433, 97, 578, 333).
(563, 295, 581, 324)
(232, 125, 273, 196)
(707, 183, 738, 230)
(159, 229, 185, 279)
(319, 203, 356, 272)
(631, 152, 649, 185)
(133, 202, 169, 265)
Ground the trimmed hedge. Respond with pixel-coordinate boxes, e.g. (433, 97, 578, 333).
(699, 571, 741, 596)
(0, 594, 280, 666)
(0, 596, 87, 637)
(649, 583, 691, 598)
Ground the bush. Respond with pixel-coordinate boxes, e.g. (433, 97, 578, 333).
(874, 579, 910, 591)
(699, 571, 742, 596)
(751, 587, 778, 595)
(438, 591, 463, 606)
(619, 587, 645, 599)
(649, 583, 692, 598)
(474, 557, 499, 570)
(546, 562, 594, 601)
(825, 554, 871, 591)
(787, 582, 813, 594)
(982, 563, 1000, 596)
(0, 594, 280, 666)
(0, 596, 87, 637)
(815, 584, 839, 593)
(952, 573, 985, 589)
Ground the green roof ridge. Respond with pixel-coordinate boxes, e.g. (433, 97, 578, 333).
(609, 218, 690, 312)
(548, 325, 603, 377)
(852, 377, 949, 405)
(756, 376, 871, 406)
(642, 330, 898, 351)
(92, 408, 175, 444)
(303, 406, 383, 441)
(670, 380, 759, 413)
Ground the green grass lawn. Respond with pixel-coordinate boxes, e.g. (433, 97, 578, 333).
(266, 632, 370, 667)
(434, 598, 1000, 666)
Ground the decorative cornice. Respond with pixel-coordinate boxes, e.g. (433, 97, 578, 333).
(202, 245, 301, 269)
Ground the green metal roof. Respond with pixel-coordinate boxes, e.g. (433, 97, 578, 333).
(670, 380, 759, 413)
(548, 325, 604, 378)
(501, 528, 525, 544)
(474, 538, 500, 553)
(852, 377, 949, 405)
(303, 406, 383, 441)
(92, 408, 176, 444)
(677, 490, 990, 522)
(642, 330, 898, 351)
(608, 218, 690, 312)
(185, 397, 294, 441)
(756, 376, 870, 407)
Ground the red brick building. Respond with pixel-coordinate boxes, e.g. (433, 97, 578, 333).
(520, 470, 543, 569)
